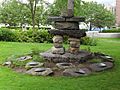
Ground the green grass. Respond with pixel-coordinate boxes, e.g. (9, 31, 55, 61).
(0, 38, 120, 90)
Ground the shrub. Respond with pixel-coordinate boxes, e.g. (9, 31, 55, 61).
(17, 29, 53, 43)
(81, 36, 97, 46)
(0, 28, 97, 46)
(101, 29, 120, 33)
(0, 28, 17, 41)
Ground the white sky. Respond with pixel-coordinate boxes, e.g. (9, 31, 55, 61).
(0, 0, 116, 6)
(0, 0, 54, 3)
(83, 0, 116, 6)
(48, 0, 116, 6)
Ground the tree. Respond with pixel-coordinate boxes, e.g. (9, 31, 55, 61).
(0, 0, 30, 26)
(18, 0, 44, 30)
(49, 0, 115, 28)
(0, 0, 47, 28)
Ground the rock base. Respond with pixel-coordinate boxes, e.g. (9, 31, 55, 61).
(40, 50, 92, 63)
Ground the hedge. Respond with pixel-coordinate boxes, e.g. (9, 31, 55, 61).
(0, 28, 97, 46)
(101, 29, 120, 33)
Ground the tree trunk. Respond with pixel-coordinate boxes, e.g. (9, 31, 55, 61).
(30, 0, 37, 30)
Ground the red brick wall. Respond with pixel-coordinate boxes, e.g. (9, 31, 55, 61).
(116, 0, 120, 26)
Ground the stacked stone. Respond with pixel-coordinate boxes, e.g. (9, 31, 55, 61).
(48, 16, 85, 54)
(48, 0, 86, 54)
(68, 38, 80, 54)
(51, 35, 65, 54)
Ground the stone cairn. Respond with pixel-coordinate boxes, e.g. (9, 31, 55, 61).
(49, 0, 85, 54)
(40, 0, 88, 63)
(3, 0, 114, 77)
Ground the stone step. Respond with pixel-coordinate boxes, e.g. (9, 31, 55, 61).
(48, 16, 85, 22)
(48, 29, 86, 38)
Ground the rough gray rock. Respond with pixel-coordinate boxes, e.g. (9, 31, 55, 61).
(63, 68, 91, 77)
(48, 29, 86, 38)
(26, 68, 53, 76)
(51, 47, 65, 54)
(17, 56, 32, 61)
(55, 22, 79, 30)
(53, 43, 63, 48)
(66, 17, 85, 22)
(2, 61, 12, 67)
(53, 35, 63, 43)
(69, 41, 80, 48)
(25, 62, 44, 69)
(68, 38, 80, 42)
(40, 50, 91, 63)
(68, 47, 79, 54)
(56, 63, 75, 69)
(48, 16, 65, 22)
(89, 62, 114, 72)
(48, 16, 85, 22)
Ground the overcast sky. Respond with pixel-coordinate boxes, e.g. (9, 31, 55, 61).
(0, 0, 116, 6)
(84, 0, 116, 6)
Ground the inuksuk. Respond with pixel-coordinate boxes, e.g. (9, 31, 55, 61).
(3, 0, 114, 77)
(40, 0, 90, 63)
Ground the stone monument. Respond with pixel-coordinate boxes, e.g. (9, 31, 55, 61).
(40, 0, 89, 62)
(3, 0, 114, 77)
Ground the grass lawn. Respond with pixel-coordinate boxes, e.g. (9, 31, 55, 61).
(0, 38, 120, 90)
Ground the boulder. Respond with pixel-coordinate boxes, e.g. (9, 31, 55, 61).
(63, 68, 91, 77)
(17, 56, 32, 61)
(26, 68, 53, 76)
(69, 41, 80, 48)
(89, 62, 114, 72)
(25, 61, 44, 69)
(2, 61, 12, 67)
(53, 35, 63, 43)
(53, 43, 63, 48)
(56, 63, 75, 69)
(51, 47, 65, 54)
(55, 22, 79, 30)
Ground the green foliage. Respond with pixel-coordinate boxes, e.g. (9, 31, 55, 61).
(0, 0, 30, 26)
(0, 28, 16, 41)
(49, 0, 115, 28)
(30, 48, 45, 62)
(48, 0, 68, 16)
(0, 28, 98, 46)
(101, 29, 120, 33)
(0, 0, 48, 28)
(81, 36, 97, 46)
(0, 28, 53, 43)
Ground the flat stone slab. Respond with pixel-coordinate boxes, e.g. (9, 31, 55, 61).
(17, 56, 32, 61)
(56, 63, 75, 69)
(40, 50, 91, 63)
(2, 61, 12, 67)
(48, 29, 86, 38)
(48, 16, 85, 22)
(89, 62, 114, 72)
(63, 68, 91, 77)
(26, 68, 53, 76)
(25, 62, 44, 69)
(48, 16, 65, 22)
(55, 22, 79, 30)
(66, 17, 85, 22)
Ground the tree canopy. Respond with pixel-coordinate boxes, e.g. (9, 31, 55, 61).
(0, 0, 48, 28)
(0, 0, 115, 29)
(49, 0, 115, 28)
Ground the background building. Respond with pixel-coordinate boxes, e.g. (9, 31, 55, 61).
(116, 0, 120, 26)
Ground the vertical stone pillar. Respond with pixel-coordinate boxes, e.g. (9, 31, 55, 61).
(51, 35, 65, 54)
(67, 0, 74, 17)
(68, 38, 80, 54)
